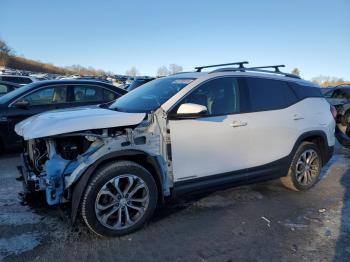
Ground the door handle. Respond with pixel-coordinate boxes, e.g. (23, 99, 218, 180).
(230, 121, 247, 128)
(293, 114, 304, 120)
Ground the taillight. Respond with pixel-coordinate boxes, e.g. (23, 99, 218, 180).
(330, 105, 337, 120)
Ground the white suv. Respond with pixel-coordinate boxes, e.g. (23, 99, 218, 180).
(16, 62, 335, 236)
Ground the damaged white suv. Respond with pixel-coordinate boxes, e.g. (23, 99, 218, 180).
(16, 62, 335, 237)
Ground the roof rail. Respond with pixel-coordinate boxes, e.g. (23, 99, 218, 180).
(195, 61, 248, 72)
(247, 65, 285, 72)
(210, 64, 300, 79)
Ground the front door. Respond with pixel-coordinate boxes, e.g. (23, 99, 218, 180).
(168, 77, 251, 182)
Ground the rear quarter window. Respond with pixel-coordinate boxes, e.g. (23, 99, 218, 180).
(246, 77, 299, 112)
(289, 82, 323, 99)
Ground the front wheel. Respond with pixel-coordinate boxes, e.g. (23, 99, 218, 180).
(81, 161, 158, 237)
(281, 142, 322, 191)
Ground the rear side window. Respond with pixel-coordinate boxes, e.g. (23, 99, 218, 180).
(289, 82, 323, 99)
(246, 78, 298, 112)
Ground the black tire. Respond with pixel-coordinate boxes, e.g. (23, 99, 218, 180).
(81, 161, 158, 237)
(281, 142, 323, 191)
(341, 110, 350, 126)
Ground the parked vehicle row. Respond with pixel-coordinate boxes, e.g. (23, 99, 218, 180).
(15, 62, 335, 237)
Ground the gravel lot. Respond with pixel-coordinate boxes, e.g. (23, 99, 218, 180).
(0, 145, 350, 262)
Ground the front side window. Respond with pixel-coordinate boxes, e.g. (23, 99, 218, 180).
(110, 77, 195, 113)
(177, 77, 241, 116)
(23, 86, 67, 105)
(73, 85, 104, 102)
(246, 78, 298, 112)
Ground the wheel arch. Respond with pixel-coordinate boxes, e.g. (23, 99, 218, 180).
(293, 130, 330, 165)
(70, 149, 165, 223)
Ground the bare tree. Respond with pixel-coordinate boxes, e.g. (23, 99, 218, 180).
(157, 65, 169, 77)
(291, 68, 300, 76)
(168, 63, 183, 75)
(125, 67, 140, 77)
(0, 39, 12, 67)
(312, 75, 349, 87)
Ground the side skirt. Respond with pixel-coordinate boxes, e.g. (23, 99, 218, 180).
(172, 156, 290, 197)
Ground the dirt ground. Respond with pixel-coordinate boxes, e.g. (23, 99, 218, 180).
(0, 144, 350, 262)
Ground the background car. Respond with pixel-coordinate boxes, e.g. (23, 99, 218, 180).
(0, 79, 127, 151)
(126, 77, 155, 92)
(0, 75, 38, 86)
(0, 80, 19, 96)
(323, 84, 350, 125)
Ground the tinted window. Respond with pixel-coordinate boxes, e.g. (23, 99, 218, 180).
(23, 86, 67, 105)
(246, 78, 298, 112)
(73, 85, 103, 102)
(177, 77, 241, 116)
(110, 77, 195, 113)
(289, 82, 323, 99)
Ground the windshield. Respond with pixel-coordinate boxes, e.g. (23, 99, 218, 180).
(109, 76, 195, 113)
(0, 82, 37, 104)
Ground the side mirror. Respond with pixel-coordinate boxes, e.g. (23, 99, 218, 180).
(176, 103, 208, 117)
(14, 99, 30, 108)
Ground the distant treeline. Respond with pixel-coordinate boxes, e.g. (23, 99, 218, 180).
(6, 55, 69, 75)
(5, 56, 111, 76)
(0, 39, 110, 76)
(312, 75, 350, 87)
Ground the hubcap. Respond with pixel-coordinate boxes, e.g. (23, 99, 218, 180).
(295, 149, 320, 186)
(95, 175, 149, 230)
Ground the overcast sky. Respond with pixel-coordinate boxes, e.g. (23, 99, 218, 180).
(1, 0, 349, 79)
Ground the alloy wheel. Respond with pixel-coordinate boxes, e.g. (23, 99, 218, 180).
(95, 174, 150, 230)
(295, 149, 320, 186)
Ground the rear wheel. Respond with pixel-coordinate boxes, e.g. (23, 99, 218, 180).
(81, 161, 158, 237)
(281, 142, 322, 191)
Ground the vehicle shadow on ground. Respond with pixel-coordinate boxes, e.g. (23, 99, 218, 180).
(334, 162, 350, 261)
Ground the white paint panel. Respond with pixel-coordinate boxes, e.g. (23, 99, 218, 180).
(169, 114, 252, 181)
(15, 107, 145, 140)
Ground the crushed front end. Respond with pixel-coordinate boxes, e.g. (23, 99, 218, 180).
(17, 110, 173, 207)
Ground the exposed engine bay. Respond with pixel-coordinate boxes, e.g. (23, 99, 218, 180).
(21, 112, 172, 206)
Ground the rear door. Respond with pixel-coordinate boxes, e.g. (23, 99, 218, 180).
(168, 77, 252, 181)
(7, 85, 68, 145)
(243, 77, 301, 166)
